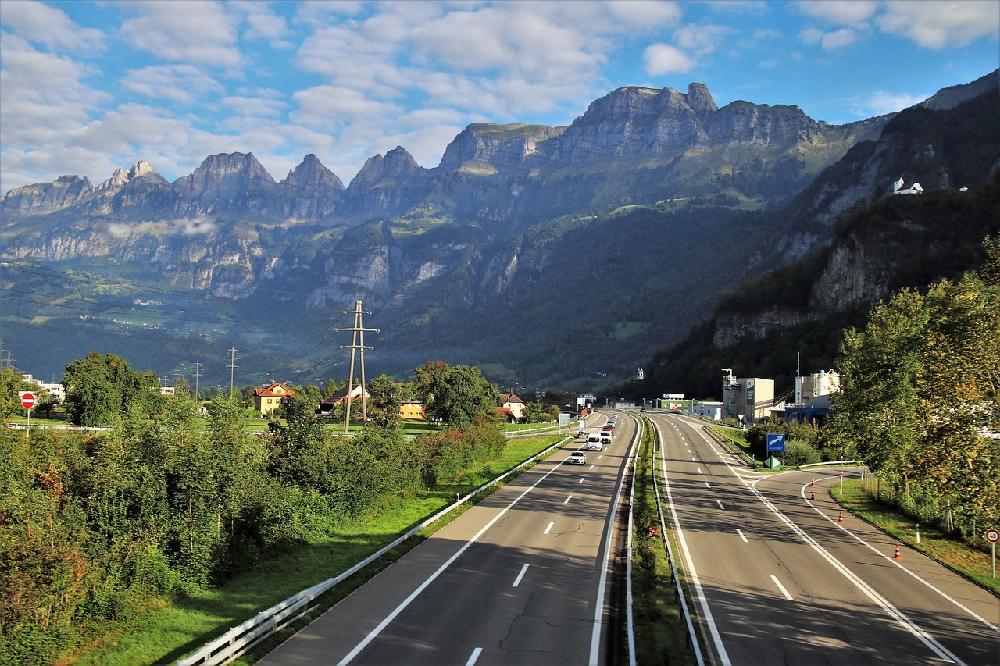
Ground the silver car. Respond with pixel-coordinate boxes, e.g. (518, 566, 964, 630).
(568, 451, 587, 465)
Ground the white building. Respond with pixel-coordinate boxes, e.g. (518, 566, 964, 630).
(892, 177, 923, 195)
(794, 369, 841, 408)
(722, 371, 775, 425)
(692, 401, 723, 421)
(40, 383, 66, 403)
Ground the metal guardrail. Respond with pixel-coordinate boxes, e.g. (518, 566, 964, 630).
(176, 433, 574, 665)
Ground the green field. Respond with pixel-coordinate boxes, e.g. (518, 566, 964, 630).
(76, 434, 565, 665)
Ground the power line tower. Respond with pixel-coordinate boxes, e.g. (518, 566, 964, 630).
(192, 362, 202, 400)
(335, 299, 379, 434)
(227, 347, 240, 397)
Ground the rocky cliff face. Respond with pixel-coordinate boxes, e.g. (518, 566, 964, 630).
(2, 175, 94, 214)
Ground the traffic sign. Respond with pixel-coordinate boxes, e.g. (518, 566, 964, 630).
(766, 433, 785, 452)
(18, 391, 35, 410)
(985, 529, 1000, 543)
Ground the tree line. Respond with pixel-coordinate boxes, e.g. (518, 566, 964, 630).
(0, 356, 507, 663)
(823, 235, 999, 538)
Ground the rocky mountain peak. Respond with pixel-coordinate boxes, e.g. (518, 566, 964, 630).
(97, 160, 158, 192)
(687, 82, 717, 115)
(439, 123, 562, 174)
(284, 154, 344, 191)
(129, 160, 154, 179)
(352, 146, 421, 187)
(173, 151, 275, 198)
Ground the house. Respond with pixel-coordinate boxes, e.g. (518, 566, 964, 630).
(498, 392, 525, 421)
(318, 384, 369, 414)
(399, 401, 426, 420)
(253, 381, 296, 416)
(892, 177, 924, 195)
(40, 382, 66, 403)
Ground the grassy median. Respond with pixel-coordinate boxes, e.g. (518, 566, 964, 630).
(76, 435, 566, 665)
(631, 417, 696, 666)
(832, 479, 1000, 595)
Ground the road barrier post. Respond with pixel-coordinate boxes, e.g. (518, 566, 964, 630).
(915, 523, 920, 545)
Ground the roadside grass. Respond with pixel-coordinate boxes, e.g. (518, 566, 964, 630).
(76, 434, 565, 666)
(708, 425, 748, 449)
(503, 420, 557, 433)
(832, 479, 1000, 595)
(632, 417, 695, 665)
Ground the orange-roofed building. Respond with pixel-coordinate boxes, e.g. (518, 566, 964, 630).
(253, 382, 295, 416)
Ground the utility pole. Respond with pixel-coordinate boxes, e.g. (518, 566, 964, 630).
(192, 362, 202, 400)
(227, 347, 239, 397)
(335, 299, 379, 434)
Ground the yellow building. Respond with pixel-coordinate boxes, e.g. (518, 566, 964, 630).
(253, 382, 296, 416)
(399, 401, 426, 420)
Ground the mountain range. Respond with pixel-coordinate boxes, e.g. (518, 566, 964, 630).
(1, 71, 997, 391)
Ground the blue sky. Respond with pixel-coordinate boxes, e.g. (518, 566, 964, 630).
(1, 0, 997, 192)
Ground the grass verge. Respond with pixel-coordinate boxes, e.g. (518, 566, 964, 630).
(631, 417, 695, 665)
(76, 434, 566, 666)
(832, 479, 999, 595)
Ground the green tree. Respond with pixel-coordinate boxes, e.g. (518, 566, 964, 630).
(367, 375, 402, 428)
(523, 401, 548, 423)
(61, 353, 150, 426)
(424, 364, 497, 426)
(322, 378, 341, 399)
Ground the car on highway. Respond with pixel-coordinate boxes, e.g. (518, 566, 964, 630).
(585, 433, 603, 450)
(600, 432, 613, 446)
(568, 451, 587, 465)
(602, 424, 614, 432)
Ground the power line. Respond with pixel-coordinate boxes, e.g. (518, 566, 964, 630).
(335, 299, 379, 433)
(193, 362, 202, 399)
(227, 347, 240, 397)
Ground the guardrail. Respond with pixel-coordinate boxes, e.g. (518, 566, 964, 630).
(624, 415, 641, 666)
(177, 433, 574, 665)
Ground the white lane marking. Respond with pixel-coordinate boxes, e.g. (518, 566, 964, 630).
(579, 477, 585, 484)
(599, 454, 603, 459)
(654, 420, 731, 665)
(737, 529, 749, 543)
(512, 563, 530, 587)
(466, 647, 483, 666)
(771, 575, 793, 601)
(704, 482, 711, 488)
(691, 457, 696, 461)
(687, 427, 967, 665)
(564, 495, 572, 505)
(801, 478, 999, 633)
(590, 414, 642, 666)
(715, 500, 725, 510)
(590, 464, 595, 470)
(544, 521, 554, 535)
(337, 440, 577, 665)
(696, 467, 702, 474)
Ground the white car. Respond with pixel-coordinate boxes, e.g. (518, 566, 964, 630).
(585, 433, 603, 451)
(568, 451, 587, 465)
(600, 432, 613, 446)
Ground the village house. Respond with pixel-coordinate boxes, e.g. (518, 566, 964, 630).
(399, 400, 426, 420)
(497, 392, 526, 422)
(318, 384, 370, 414)
(254, 381, 296, 416)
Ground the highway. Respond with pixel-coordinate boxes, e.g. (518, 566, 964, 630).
(650, 412, 1000, 666)
(260, 412, 639, 666)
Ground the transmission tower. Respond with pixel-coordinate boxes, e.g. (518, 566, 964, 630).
(227, 347, 240, 397)
(335, 299, 380, 434)
(192, 362, 202, 399)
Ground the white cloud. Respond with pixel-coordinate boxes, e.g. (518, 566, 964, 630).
(799, 27, 824, 45)
(878, 0, 1000, 49)
(222, 95, 288, 118)
(121, 65, 223, 105)
(237, 1, 294, 48)
(0, 0, 105, 52)
(120, 1, 241, 67)
(758, 58, 781, 68)
(673, 24, 735, 56)
(822, 28, 856, 50)
(852, 90, 930, 116)
(796, 0, 878, 25)
(643, 43, 695, 75)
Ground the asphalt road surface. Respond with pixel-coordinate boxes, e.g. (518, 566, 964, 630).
(260, 412, 639, 666)
(651, 412, 999, 666)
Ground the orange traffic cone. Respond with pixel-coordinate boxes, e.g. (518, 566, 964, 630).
(837, 510, 844, 524)
(893, 544, 902, 560)
(810, 491, 815, 501)
(811, 478, 816, 487)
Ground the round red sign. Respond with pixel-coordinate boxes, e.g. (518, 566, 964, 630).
(986, 529, 1000, 544)
(19, 392, 35, 410)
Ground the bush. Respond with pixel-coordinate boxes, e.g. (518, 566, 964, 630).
(781, 439, 821, 467)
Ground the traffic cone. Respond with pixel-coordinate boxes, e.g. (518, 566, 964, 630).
(810, 491, 815, 501)
(811, 478, 816, 487)
(837, 510, 844, 524)
(893, 544, 902, 560)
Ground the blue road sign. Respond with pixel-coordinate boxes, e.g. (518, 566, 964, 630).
(766, 433, 786, 452)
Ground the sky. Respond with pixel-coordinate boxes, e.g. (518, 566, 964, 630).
(1, 0, 997, 192)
